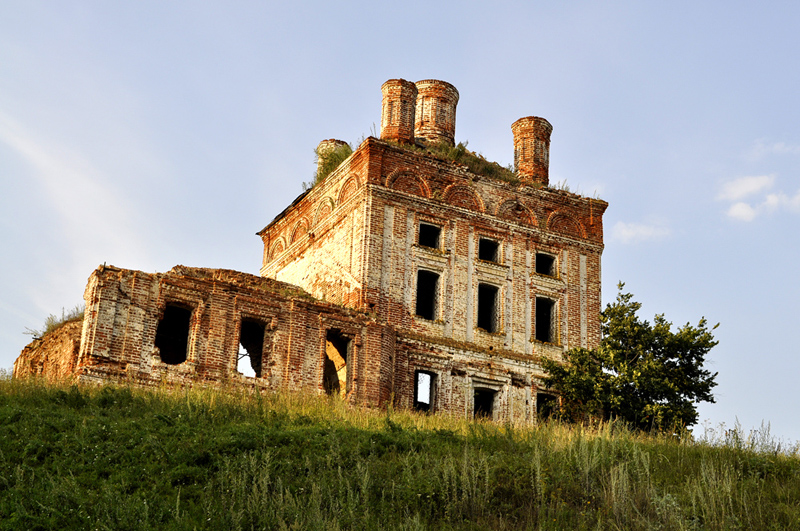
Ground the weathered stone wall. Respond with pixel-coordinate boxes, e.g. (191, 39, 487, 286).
(14, 320, 82, 381)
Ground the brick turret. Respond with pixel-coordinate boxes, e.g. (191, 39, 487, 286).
(414, 80, 459, 146)
(512, 116, 553, 186)
(380, 79, 418, 144)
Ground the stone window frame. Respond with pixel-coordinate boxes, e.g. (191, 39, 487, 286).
(415, 213, 448, 254)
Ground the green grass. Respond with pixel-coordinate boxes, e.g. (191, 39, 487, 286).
(1, 377, 799, 530)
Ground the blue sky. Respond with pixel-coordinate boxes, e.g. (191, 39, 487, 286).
(2, 1, 799, 441)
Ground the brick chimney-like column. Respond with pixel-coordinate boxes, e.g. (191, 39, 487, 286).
(414, 80, 459, 146)
(380, 79, 418, 144)
(512, 116, 552, 186)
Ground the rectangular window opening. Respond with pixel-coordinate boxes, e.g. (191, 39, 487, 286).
(238, 318, 266, 378)
(474, 387, 496, 419)
(537, 393, 557, 420)
(535, 253, 556, 277)
(323, 329, 350, 396)
(414, 370, 436, 412)
(478, 238, 500, 263)
(477, 283, 499, 333)
(418, 223, 441, 249)
(154, 304, 192, 365)
(535, 297, 556, 343)
(415, 270, 440, 321)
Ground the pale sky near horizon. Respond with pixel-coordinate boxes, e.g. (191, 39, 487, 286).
(2, 2, 799, 442)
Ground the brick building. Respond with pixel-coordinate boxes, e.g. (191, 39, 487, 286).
(15, 78, 607, 422)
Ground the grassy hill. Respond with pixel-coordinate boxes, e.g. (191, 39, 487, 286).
(1, 377, 799, 530)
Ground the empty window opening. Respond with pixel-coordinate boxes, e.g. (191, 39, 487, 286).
(535, 253, 556, 277)
(323, 329, 350, 396)
(418, 223, 441, 249)
(535, 297, 556, 343)
(415, 270, 440, 321)
(474, 387, 496, 419)
(154, 304, 192, 365)
(237, 319, 265, 378)
(537, 393, 558, 420)
(478, 238, 500, 262)
(414, 370, 436, 412)
(477, 283, 499, 333)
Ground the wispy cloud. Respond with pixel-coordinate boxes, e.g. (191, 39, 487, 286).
(609, 221, 670, 244)
(747, 140, 800, 161)
(717, 175, 774, 201)
(718, 174, 800, 221)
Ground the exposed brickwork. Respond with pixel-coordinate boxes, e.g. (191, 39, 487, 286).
(14, 320, 82, 381)
(512, 116, 553, 186)
(15, 78, 608, 423)
(414, 79, 459, 146)
(380, 79, 418, 145)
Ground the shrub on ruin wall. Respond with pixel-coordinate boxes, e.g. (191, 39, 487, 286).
(23, 304, 85, 339)
(305, 142, 354, 190)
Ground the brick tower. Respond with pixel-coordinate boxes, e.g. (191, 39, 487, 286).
(414, 79, 459, 146)
(512, 116, 553, 186)
(380, 79, 418, 144)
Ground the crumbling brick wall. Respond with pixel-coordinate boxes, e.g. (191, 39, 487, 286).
(14, 320, 82, 381)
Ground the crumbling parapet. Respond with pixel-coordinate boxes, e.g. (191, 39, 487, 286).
(14, 320, 82, 381)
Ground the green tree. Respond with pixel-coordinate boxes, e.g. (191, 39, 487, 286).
(542, 283, 718, 430)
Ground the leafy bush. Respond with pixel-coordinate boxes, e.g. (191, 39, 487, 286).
(543, 283, 718, 431)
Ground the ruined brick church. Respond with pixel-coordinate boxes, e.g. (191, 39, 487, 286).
(15, 79, 607, 421)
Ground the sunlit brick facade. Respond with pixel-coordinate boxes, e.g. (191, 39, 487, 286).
(16, 78, 607, 422)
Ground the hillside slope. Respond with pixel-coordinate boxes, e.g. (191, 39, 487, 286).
(1, 378, 799, 530)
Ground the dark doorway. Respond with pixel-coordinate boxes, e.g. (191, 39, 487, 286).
(537, 393, 557, 420)
(238, 319, 265, 377)
(474, 387, 496, 419)
(323, 330, 350, 396)
(154, 304, 192, 365)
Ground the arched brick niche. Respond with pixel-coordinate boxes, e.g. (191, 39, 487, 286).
(442, 184, 485, 213)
